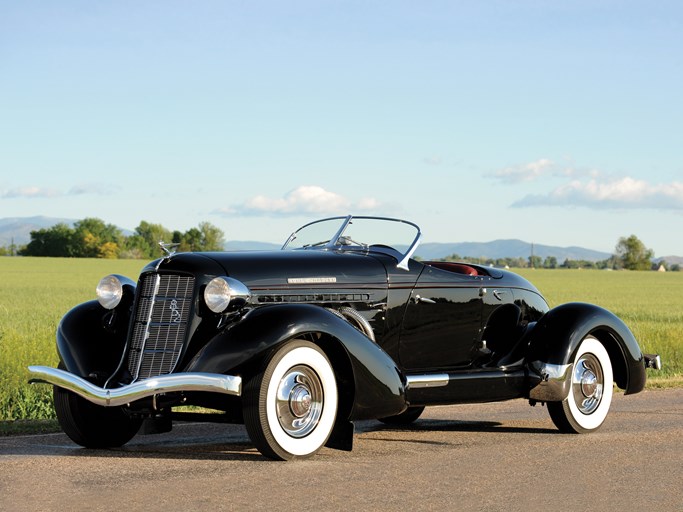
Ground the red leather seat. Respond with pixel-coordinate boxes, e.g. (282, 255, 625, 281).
(425, 261, 479, 276)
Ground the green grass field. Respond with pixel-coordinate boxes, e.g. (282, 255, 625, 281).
(1, 258, 681, 422)
(1, 258, 145, 421)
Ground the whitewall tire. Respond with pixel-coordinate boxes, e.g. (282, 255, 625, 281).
(244, 340, 338, 460)
(548, 336, 614, 433)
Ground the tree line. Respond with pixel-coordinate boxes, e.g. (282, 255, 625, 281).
(4, 217, 225, 259)
(442, 234, 680, 271)
(1, 223, 679, 270)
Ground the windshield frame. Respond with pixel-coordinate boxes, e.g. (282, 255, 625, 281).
(282, 215, 422, 271)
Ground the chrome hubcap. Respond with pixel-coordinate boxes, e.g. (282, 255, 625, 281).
(580, 369, 598, 398)
(289, 385, 312, 417)
(572, 354, 604, 415)
(275, 366, 323, 438)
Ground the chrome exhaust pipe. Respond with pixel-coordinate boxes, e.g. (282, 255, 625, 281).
(28, 366, 242, 407)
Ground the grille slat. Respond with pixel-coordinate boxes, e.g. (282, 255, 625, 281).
(127, 273, 195, 381)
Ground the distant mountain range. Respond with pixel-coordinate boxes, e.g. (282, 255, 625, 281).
(656, 255, 683, 266)
(225, 241, 283, 251)
(226, 239, 612, 262)
(3, 216, 680, 265)
(226, 241, 683, 266)
(0, 216, 77, 246)
(414, 240, 612, 262)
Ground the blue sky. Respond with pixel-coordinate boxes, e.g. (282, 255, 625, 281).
(2, 1, 682, 256)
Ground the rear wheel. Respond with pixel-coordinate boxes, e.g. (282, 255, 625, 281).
(243, 340, 338, 460)
(548, 336, 613, 433)
(378, 406, 425, 425)
(54, 386, 142, 448)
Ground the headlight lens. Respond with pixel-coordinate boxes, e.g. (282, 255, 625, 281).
(204, 277, 231, 313)
(204, 276, 251, 313)
(96, 275, 124, 309)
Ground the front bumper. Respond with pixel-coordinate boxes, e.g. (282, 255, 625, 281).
(28, 366, 242, 407)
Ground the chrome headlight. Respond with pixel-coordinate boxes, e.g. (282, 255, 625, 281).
(96, 274, 135, 309)
(204, 277, 251, 313)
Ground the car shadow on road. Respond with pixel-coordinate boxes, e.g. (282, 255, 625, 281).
(1, 418, 558, 461)
(0, 423, 267, 462)
(0, 440, 266, 462)
(358, 418, 560, 435)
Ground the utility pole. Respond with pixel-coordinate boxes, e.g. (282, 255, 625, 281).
(531, 242, 535, 269)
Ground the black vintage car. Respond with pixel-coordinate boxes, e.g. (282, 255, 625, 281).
(29, 216, 661, 460)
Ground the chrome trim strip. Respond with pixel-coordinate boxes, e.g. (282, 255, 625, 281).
(406, 373, 449, 389)
(28, 366, 242, 407)
(287, 277, 337, 284)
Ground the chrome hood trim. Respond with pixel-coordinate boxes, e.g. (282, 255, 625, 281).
(28, 366, 242, 407)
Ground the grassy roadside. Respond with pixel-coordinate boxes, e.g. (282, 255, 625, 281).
(0, 419, 61, 437)
(643, 376, 683, 389)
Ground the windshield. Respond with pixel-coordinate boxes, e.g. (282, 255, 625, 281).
(282, 216, 422, 270)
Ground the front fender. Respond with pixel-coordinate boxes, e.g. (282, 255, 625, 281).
(526, 302, 646, 397)
(184, 304, 407, 420)
(55, 300, 132, 380)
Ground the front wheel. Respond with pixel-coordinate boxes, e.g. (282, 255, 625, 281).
(243, 340, 338, 460)
(54, 386, 142, 448)
(547, 336, 613, 433)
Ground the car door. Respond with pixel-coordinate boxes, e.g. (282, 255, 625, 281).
(398, 265, 485, 371)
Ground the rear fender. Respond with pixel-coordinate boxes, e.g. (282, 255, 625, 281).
(184, 304, 407, 420)
(526, 302, 645, 398)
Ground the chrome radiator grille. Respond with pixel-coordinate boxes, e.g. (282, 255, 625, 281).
(127, 273, 195, 381)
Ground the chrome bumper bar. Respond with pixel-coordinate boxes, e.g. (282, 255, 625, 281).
(644, 353, 662, 370)
(528, 361, 573, 402)
(28, 366, 242, 407)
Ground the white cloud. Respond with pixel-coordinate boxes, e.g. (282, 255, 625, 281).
(356, 197, 381, 210)
(491, 158, 554, 184)
(2, 183, 115, 199)
(1, 186, 61, 199)
(513, 177, 683, 210)
(215, 185, 383, 217)
(68, 183, 117, 196)
(491, 158, 605, 184)
(490, 158, 683, 211)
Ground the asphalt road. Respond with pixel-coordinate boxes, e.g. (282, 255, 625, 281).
(1, 388, 681, 512)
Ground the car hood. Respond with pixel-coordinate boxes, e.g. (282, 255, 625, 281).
(146, 249, 390, 290)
